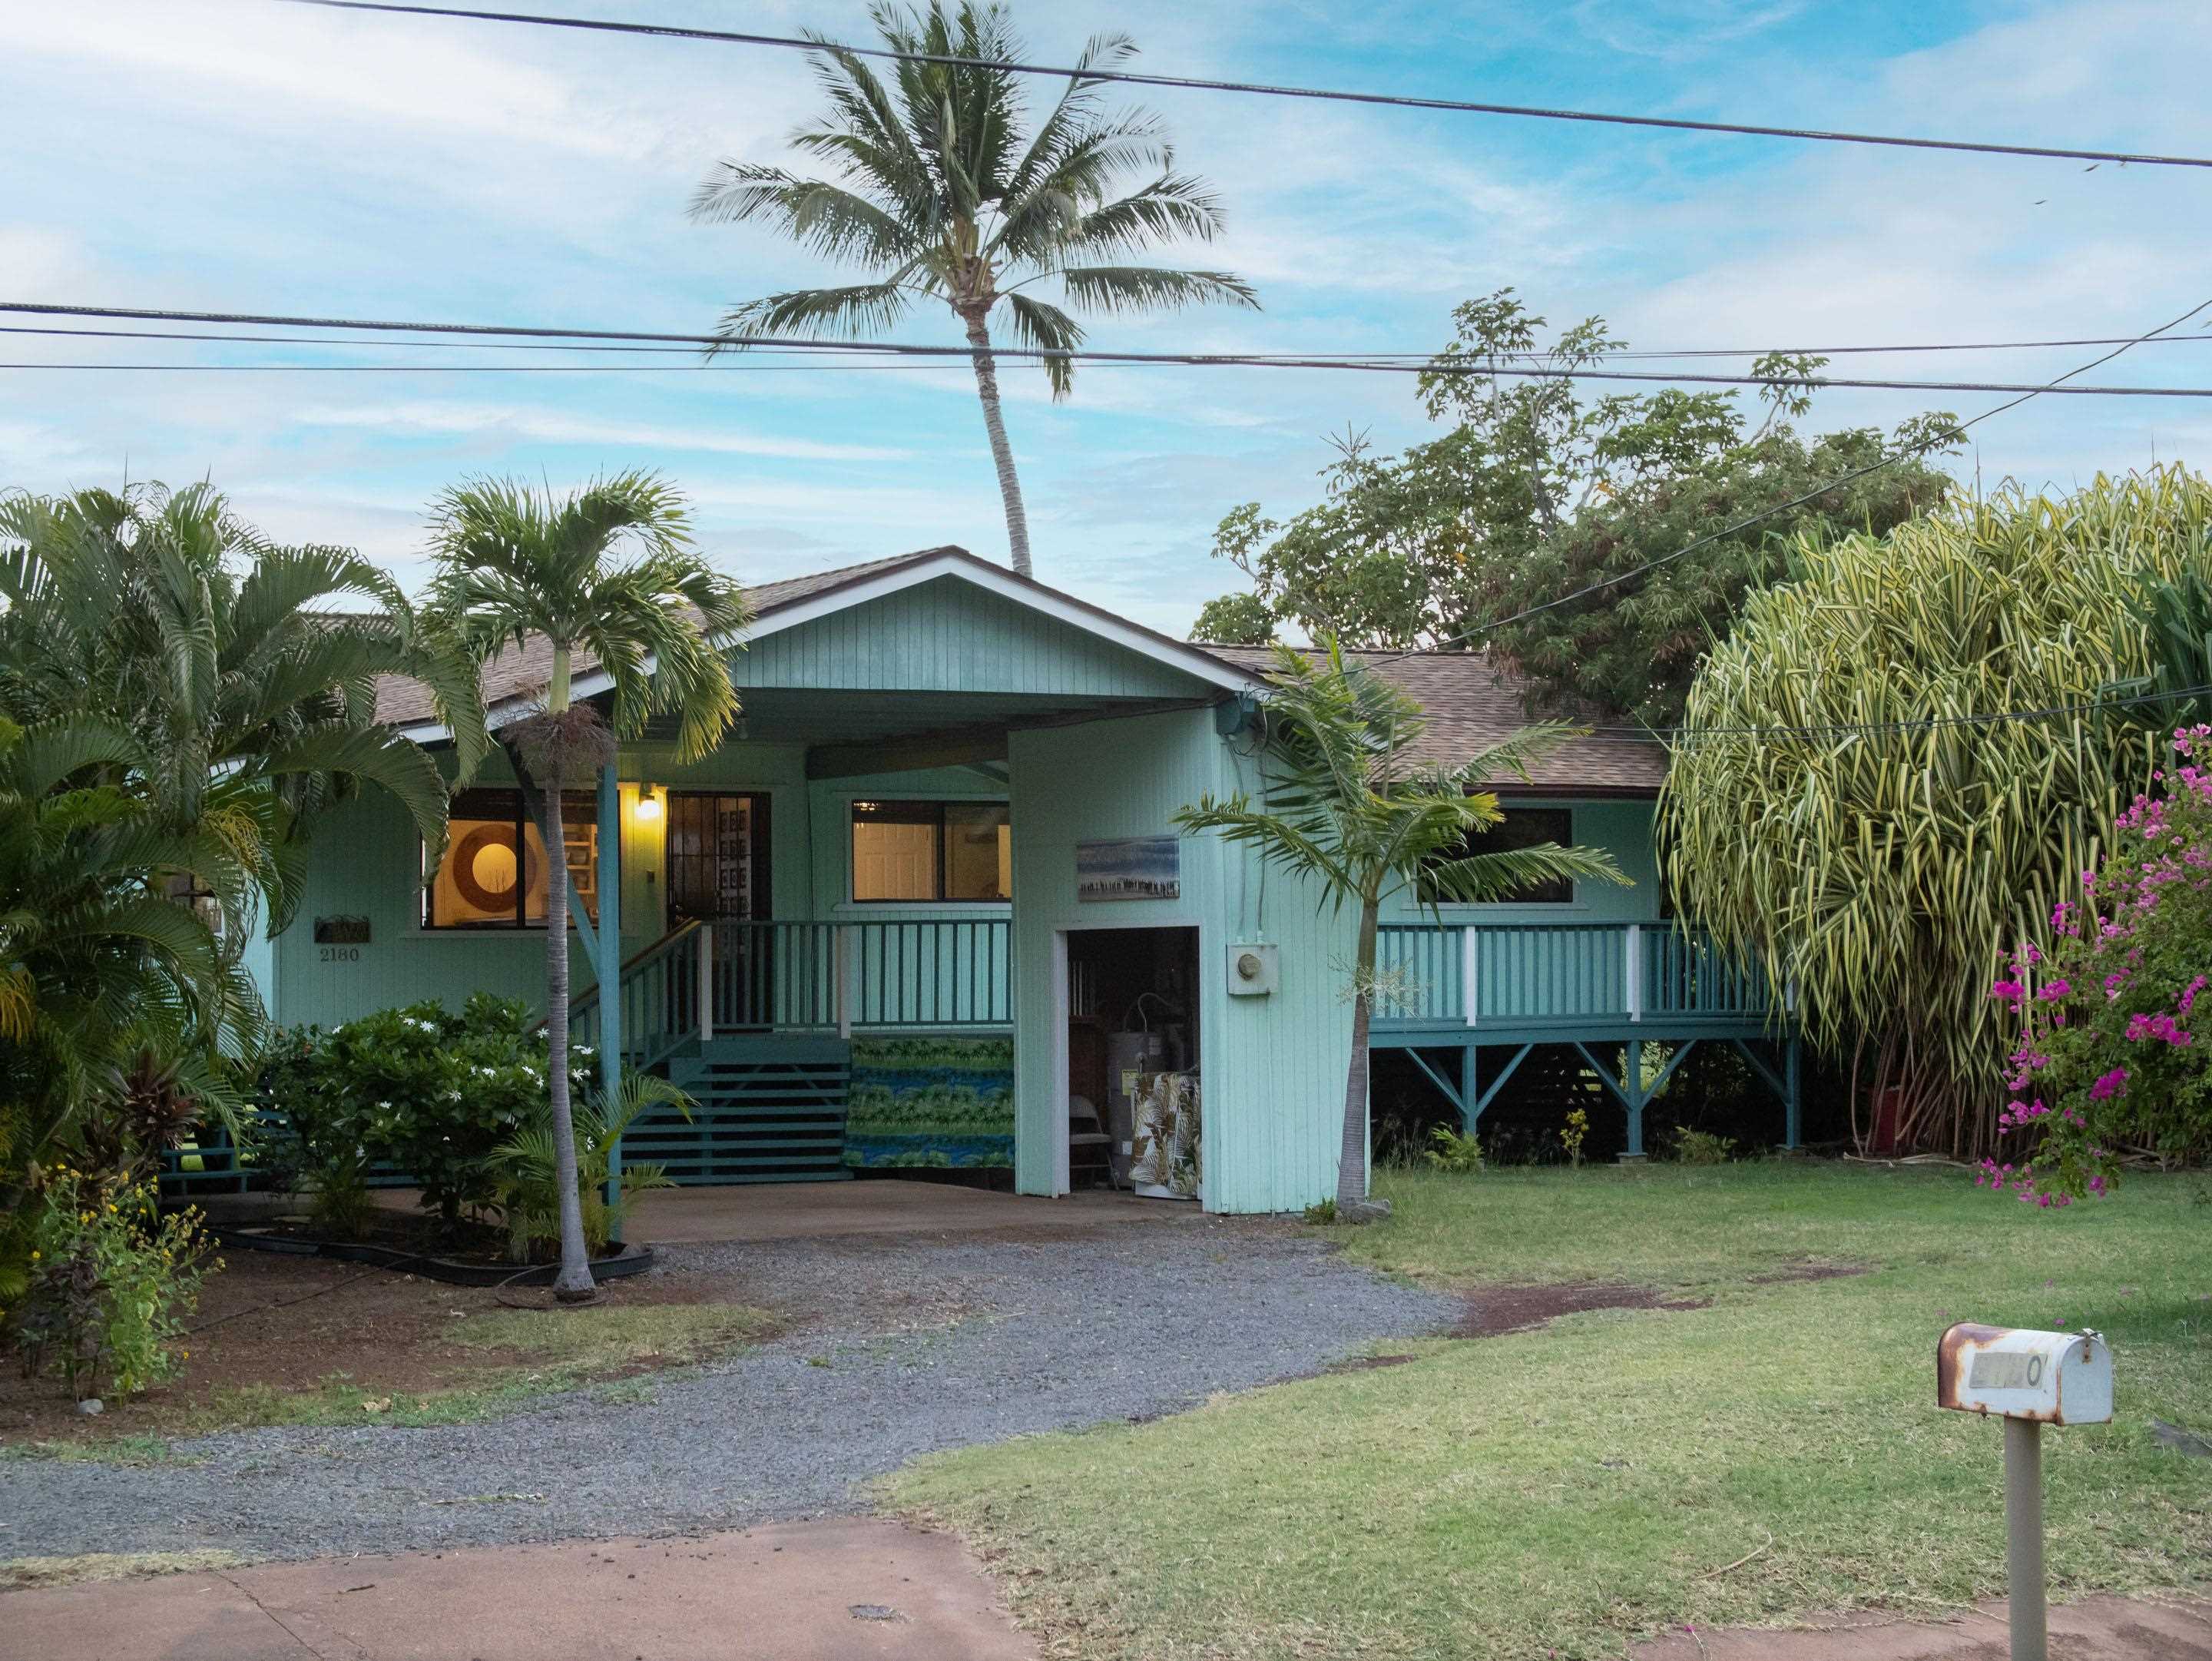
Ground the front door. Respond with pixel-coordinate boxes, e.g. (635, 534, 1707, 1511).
(666, 793, 773, 1026)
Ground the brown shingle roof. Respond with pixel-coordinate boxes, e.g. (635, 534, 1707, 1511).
(1207, 645, 1667, 794)
(374, 549, 947, 728)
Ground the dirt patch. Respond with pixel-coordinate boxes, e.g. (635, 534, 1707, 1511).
(0, 1247, 763, 1447)
(1631, 1592, 2212, 1659)
(1749, 1261, 1870, 1285)
(1323, 1353, 1419, 1374)
(1455, 1281, 1711, 1339)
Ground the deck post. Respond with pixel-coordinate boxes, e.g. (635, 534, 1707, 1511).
(1784, 1030, 1803, 1151)
(1620, 1038, 1647, 1161)
(1462, 925, 1478, 1026)
(836, 924, 855, 1041)
(697, 924, 715, 1041)
(598, 764, 623, 1209)
(1625, 923, 1643, 1023)
(1460, 1044, 1478, 1132)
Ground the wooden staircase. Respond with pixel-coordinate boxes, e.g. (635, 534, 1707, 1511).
(623, 1035, 854, 1185)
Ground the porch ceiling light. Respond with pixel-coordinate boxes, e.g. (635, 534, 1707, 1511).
(634, 784, 664, 824)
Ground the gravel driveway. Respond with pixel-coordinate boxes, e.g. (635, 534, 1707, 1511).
(2, 1218, 1452, 1563)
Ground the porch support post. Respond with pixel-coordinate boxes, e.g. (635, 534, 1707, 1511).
(1621, 1038, 1647, 1162)
(836, 925, 855, 1041)
(1461, 1044, 1479, 1132)
(1784, 1030, 1803, 1151)
(598, 764, 622, 1208)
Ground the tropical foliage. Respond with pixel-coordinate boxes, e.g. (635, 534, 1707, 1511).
(1984, 724, 2212, 1205)
(15, 1168, 212, 1402)
(1174, 642, 1622, 1211)
(260, 995, 592, 1236)
(0, 482, 484, 927)
(483, 1074, 691, 1261)
(0, 482, 480, 1328)
(1191, 290, 1955, 727)
(691, 0, 1257, 576)
(425, 472, 745, 1298)
(1661, 468, 2212, 1156)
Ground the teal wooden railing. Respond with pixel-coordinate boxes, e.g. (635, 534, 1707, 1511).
(1375, 921, 1775, 1032)
(568, 917, 708, 1069)
(573, 917, 1013, 1059)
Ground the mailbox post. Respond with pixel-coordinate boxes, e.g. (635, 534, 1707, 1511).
(1936, 1324, 2114, 1661)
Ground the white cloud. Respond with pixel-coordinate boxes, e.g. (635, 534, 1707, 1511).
(291, 400, 913, 462)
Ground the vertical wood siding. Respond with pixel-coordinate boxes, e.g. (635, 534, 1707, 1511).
(1009, 708, 1355, 1214)
(734, 577, 1204, 698)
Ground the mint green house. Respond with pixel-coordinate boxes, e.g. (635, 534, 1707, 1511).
(257, 547, 1793, 1212)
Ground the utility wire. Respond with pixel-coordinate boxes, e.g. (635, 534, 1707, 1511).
(9, 304, 2212, 397)
(277, 0, 2212, 172)
(14, 321, 2212, 364)
(1356, 294, 2212, 670)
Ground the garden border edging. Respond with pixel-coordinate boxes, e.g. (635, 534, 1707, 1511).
(214, 1226, 655, 1288)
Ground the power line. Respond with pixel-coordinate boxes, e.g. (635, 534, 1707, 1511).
(14, 320, 2212, 365)
(11, 303, 2212, 397)
(278, 0, 2212, 172)
(1356, 294, 2212, 670)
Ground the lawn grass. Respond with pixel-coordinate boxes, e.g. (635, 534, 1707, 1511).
(0, 1550, 246, 1592)
(161, 1301, 777, 1435)
(889, 1162, 2212, 1660)
(0, 1434, 203, 1468)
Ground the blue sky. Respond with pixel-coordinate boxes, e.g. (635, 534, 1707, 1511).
(5, 1, 2210, 635)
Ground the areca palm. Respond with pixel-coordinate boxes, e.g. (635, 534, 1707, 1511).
(424, 472, 747, 1301)
(0, 714, 250, 1301)
(0, 482, 484, 937)
(1174, 643, 1624, 1214)
(691, 1, 1259, 578)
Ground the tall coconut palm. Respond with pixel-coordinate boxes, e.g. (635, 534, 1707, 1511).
(1174, 643, 1624, 1216)
(424, 473, 748, 1301)
(690, 1, 1259, 579)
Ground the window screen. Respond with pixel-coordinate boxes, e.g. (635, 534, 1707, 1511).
(1421, 806, 1575, 905)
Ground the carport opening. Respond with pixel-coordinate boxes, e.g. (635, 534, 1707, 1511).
(1063, 927, 1201, 1198)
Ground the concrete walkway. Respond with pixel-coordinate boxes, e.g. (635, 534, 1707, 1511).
(5, 1520, 1035, 1661)
(1633, 1593, 2212, 1659)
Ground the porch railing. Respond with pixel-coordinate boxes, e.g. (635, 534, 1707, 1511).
(1374, 920, 1776, 1033)
(573, 916, 1013, 1063)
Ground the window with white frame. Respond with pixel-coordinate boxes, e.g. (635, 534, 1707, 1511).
(849, 800, 1011, 902)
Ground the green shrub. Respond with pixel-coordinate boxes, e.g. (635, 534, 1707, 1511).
(1303, 1198, 1339, 1225)
(263, 995, 590, 1235)
(1421, 1124, 1485, 1173)
(1671, 1128, 1739, 1165)
(15, 1170, 213, 1401)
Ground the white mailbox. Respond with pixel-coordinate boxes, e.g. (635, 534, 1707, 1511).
(1937, 1323, 2112, 1426)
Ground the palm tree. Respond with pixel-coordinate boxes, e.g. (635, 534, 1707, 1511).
(690, 1, 1259, 579)
(1174, 643, 1625, 1217)
(0, 714, 246, 1305)
(0, 482, 485, 940)
(425, 473, 748, 1301)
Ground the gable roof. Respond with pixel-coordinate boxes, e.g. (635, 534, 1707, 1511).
(374, 545, 1666, 793)
(374, 545, 1256, 734)
(1207, 645, 1668, 795)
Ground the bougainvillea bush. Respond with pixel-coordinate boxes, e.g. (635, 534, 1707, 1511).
(1985, 725, 2212, 1204)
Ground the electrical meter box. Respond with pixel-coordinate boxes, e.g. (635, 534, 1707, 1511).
(1937, 1323, 2112, 1425)
(1226, 942, 1277, 996)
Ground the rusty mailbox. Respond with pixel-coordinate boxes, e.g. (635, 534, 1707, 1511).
(1937, 1323, 2112, 1426)
(1937, 1323, 2114, 1661)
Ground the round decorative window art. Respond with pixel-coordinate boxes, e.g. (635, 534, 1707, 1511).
(450, 822, 540, 916)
